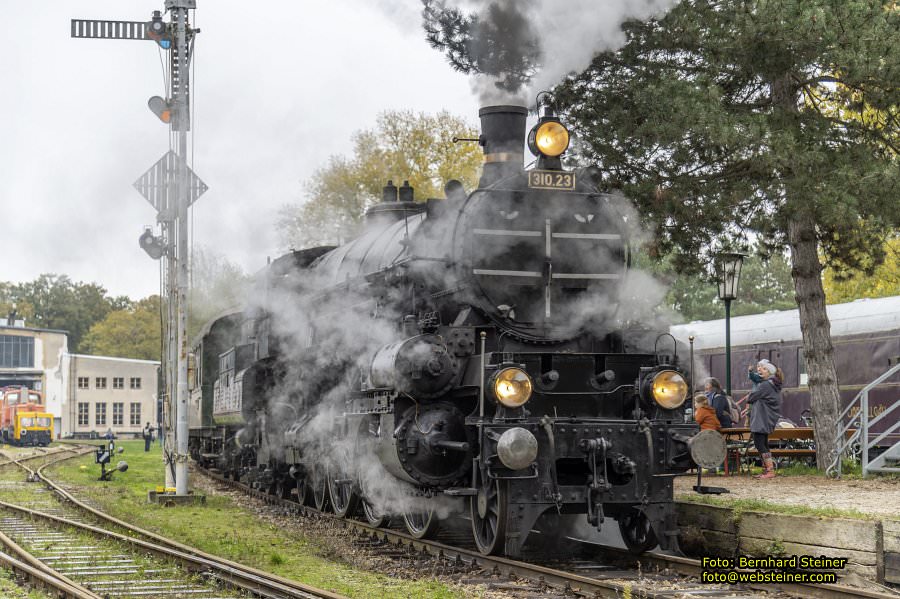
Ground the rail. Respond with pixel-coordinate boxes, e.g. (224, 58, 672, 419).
(3, 444, 345, 599)
(828, 361, 900, 478)
(199, 464, 900, 599)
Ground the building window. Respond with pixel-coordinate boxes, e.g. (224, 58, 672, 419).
(130, 377, 141, 390)
(96, 377, 107, 390)
(78, 403, 89, 426)
(95, 403, 106, 426)
(130, 403, 141, 426)
(78, 377, 89, 389)
(112, 403, 123, 426)
(0, 335, 34, 368)
(113, 377, 124, 390)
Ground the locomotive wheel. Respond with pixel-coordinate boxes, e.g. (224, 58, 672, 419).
(295, 476, 309, 504)
(274, 477, 292, 500)
(618, 508, 658, 554)
(328, 468, 359, 518)
(310, 463, 331, 512)
(471, 469, 507, 555)
(360, 496, 388, 527)
(402, 506, 439, 539)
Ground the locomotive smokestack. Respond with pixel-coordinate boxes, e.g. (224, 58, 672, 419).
(478, 105, 527, 188)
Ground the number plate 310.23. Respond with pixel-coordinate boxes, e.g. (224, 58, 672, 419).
(527, 170, 575, 190)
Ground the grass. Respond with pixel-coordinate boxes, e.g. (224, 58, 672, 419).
(679, 493, 875, 520)
(45, 440, 469, 599)
(0, 567, 52, 599)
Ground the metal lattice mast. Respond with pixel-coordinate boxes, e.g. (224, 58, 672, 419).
(171, 0, 191, 496)
(72, 1, 206, 497)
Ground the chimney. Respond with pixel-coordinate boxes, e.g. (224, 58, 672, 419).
(478, 105, 527, 188)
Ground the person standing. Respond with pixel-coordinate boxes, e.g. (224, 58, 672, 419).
(747, 361, 782, 479)
(704, 377, 732, 429)
(143, 422, 153, 452)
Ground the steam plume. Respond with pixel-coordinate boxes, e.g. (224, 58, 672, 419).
(422, 0, 680, 103)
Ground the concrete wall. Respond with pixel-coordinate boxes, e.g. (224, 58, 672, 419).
(677, 501, 895, 582)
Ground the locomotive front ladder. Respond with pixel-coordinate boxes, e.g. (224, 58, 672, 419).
(828, 360, 900, 478)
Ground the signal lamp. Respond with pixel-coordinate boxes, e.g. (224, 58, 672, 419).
(146, 11, 172, 49)
(649, 370, 688, 409)
(528, 120, 570, 158)
(148, 96, 172, 124)
(139, 229, 166, 260)
(492, 367, 533, 408)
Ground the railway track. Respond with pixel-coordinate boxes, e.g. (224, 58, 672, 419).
(0, 445, 345, 599)
(5, 445, 897, 599)
(195, 464, 900, 599)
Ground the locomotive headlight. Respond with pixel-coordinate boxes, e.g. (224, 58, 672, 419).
(650, 370, 689, 409)
(492, 367, 533, 408)
(528, 120, 570, 157)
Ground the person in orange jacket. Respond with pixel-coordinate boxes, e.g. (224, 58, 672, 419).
(694, 393, 721, 431)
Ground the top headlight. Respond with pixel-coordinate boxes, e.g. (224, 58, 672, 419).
(651, 370, 688, 409)
(529, 120, 570, 157)
(492, 367, 533, 408)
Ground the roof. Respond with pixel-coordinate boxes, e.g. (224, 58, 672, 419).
(670, 295, 900, 350)
(67, 354, 160, 366)
(0, 324, 69, 336)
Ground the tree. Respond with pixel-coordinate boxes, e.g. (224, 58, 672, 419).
(547, 0, 900, 469)
(636, 245, 795, 322)
(189, 247, 251, 339)
(81, 296, 162, 361)
(0, 274, 117, 352)
(277, 110, 483, 248)
(824, 236, 900, 304)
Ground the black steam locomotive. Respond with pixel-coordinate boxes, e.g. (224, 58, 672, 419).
(188, 105, 706, 556)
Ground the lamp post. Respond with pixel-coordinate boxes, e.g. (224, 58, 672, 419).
(716, 252, 747, 397)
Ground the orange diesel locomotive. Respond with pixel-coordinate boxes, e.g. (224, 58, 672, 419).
(1, 387, 53, 446)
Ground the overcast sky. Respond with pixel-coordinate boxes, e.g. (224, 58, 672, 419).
(2, 1, 476, 299)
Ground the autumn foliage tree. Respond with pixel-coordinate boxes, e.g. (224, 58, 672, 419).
(550, 0, 900, 469)
(277, 110, 482, 248)
(81, 296, 162, 361)
(0, 274, 129, 352)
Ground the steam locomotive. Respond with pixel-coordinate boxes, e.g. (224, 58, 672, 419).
(189, 104, 709, 556)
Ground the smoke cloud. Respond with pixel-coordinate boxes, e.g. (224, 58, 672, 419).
(423, 0, 680, 104)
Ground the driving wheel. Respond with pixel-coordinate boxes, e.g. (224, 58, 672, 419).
(360, 496, 388, 527)
(295, 475, 309, 505)
(310, 463, 331, 512)
(274, 476, 292, 500)
(471, 468, 507, 555)
(402, 505, 439, 539)
(328, 467, 359, 517)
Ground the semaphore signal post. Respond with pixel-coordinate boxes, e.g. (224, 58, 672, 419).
(72, 0, 206, 502)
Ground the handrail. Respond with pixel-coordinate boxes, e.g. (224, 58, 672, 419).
(829, 362, 900, 478)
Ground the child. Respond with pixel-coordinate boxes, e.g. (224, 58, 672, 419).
(694, 393, 721, 431)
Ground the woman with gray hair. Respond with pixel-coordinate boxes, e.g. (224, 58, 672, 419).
(747, 360, 783, 479)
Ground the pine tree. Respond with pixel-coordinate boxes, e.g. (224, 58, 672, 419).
(552, 0, 900, 469)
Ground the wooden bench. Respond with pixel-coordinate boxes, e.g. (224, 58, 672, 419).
(721, 427, 818, 474)
(745, 448, 817, 457)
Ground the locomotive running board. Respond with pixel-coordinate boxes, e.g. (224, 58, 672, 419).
(442, 487, 477, 496)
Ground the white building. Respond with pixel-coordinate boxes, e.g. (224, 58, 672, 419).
(64, 354, 160, 439)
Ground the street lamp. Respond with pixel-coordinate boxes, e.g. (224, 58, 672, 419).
(716, 252, 747, 397)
